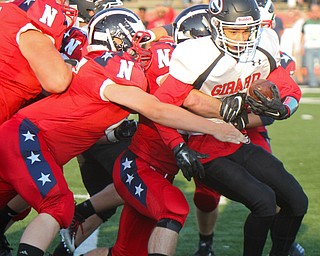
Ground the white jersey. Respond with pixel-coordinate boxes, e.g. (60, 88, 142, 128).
(169, 28, 280, 98)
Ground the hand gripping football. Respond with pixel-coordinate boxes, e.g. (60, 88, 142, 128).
(247, 79, 274, 102)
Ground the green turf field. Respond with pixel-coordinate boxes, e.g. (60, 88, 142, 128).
(6, 90, 320, 255)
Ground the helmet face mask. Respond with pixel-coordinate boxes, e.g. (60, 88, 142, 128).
(87, 8, 147, 52)
(58, 2, 78, 30)
(173, 4, 212, 44)
(208, 0, 261, 60)
(130, 31, 152, 70)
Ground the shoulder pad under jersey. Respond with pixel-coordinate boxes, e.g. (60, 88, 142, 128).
(24, 0, 67, 45)
(61, 27, 88, 61)
(257, 28, 281, 67)
(170, 36, 220, 84)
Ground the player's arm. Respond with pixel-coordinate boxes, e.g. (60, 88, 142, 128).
(103, 83, 247, 144)
(19, 30, 72, 93)
(245, 113, 274, 129)
(247, 67, 300, 120)
(149, 25, 171, 41)
(183, 89, 222, 118)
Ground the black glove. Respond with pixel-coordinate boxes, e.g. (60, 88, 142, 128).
(173, 142, 208, 181)
(247, 84, 289, 120)
(220, 93, 247, 122)
(106, 119, 137, 143)
(64, 58, 78, 67)
(231, 110, 248, 130)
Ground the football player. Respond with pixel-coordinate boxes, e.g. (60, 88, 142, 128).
(0, 23, 89, 256)
(0, 6, 246, 256)
(0, 0, 78, 124)
(190, 1, 304, 255)
(151, 0, 308, 255)
(0, 0, 77, 254)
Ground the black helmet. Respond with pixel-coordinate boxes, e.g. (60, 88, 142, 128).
(208, 0, 261, 59)
(69, 0, 123, 23)
(173, 4, 212, 44)
(87, 7, 148, 52)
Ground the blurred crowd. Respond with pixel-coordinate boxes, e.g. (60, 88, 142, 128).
(276, 4, 320, 87)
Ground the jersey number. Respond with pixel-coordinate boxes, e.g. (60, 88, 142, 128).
(39, 4, 58, 27)
(157, 49, 171, 69)
(117, 60, 134, 80)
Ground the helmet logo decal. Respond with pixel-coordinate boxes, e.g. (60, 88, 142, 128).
(209, 0, 223, 14)
(236, 16, 254, 23)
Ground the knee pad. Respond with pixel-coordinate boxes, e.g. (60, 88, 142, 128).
(157, 218, 182, 234)
(161, 185, 189, 224)
(193, 180, 221, 212)
(252, 187, 277, 217)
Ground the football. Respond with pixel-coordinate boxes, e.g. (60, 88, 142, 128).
(248, 79, 275, 101)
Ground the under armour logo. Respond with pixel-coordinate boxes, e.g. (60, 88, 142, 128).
(251, 59, 262, 66)
(209, 0, 223, 14)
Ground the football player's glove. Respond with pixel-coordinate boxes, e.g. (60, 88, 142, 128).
(247, 84, 289, 120)
(220, 92, 247, 122)
(231, 110, 249, 130)
(173, 142, 208, 181)
(105, 119, 137, 143)
(64, 58, 78, 67)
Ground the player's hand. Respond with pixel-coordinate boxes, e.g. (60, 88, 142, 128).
(173, 142, 208, 181)
(114, 119, 138, 140)
(105, 119, 137, 143)
(220, 93, 247, 122)
(64, 58, 78, 67)
(247, 84, 289, 120)
(231, 110, 248, 130)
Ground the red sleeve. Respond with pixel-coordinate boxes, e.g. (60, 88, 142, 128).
(267, 66, 302, 102)
(26, 0, 67, 48)
(154, 74, 193, 149)
(60, 27, 88, 61)
(154, 74, 193, 105)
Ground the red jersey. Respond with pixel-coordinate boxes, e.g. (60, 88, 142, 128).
(0, 0, 68, 117)
(17, 48, 147, 166)
(128, 40, 180, 175)
(60, 27, 88, 61)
